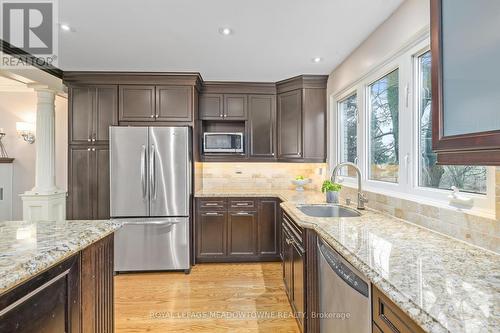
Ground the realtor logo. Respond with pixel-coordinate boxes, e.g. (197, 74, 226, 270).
(0, 0, 58, 68)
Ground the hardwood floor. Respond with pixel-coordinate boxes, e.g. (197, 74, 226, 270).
(114, 262, 300, 333)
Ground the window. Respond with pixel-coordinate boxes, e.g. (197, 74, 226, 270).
(332, 39, 494, 215)
(417, 51, 487, 194)
(338, 94, 358, 176)
(369, 70, 399, 183)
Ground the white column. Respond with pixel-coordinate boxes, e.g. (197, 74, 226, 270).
(32, 89, 58, 194)
(21, 88, 66, 221)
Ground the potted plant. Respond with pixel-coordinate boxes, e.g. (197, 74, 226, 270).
(321, 180, 342, 203)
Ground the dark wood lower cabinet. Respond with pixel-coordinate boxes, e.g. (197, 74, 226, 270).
(228, 211, 257, 256)
(81, 234, 114, 333)
(0, 234, 114, 333)
(195, 198, 280, 262)
(0, 255, 80, 333)
(197, 211, 227, 258)
(372, 285, 425, 333)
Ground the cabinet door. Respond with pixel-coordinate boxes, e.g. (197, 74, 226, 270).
(197, 211, 227, 257)
(199, 94, 223, 120)
(118, 85, 155, 121)
(156, 86, 193, 121)
(258, 199, 279, 256)
(292, 241, 305, 329)
(249, 95, 276, 158)
(228, 211, 257, 256)
(94, 86, 118, 142)
(224, 94, 247, 120)
(282, 227, 293, 299)
(278, 89, 303, 159)
(69, 87, 93, 144)
(94, 147, 110, 220)
(69, 147, 93, 219)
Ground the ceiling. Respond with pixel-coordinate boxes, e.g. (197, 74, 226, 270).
(58, 0, 404, 81)
(0, 76, 30, 92)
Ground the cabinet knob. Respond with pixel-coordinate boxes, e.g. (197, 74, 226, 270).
(87, 148, 91, 151)
(155, 114, 159, 118)
(91, 148, 96, 151)
(87, 138, 91, 142)
(91, 138, 96, 142)
(150, 115, 154, 118)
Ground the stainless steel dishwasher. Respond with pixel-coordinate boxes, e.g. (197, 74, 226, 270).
(318, 237, 371, 333)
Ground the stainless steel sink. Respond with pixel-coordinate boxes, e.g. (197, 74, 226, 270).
(297, 205, 361, 218)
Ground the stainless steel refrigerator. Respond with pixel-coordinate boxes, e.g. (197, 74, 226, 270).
(110, 126, 191, 272)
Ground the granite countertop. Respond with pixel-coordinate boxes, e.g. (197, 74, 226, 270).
(0, 219, 122, 295)
(195, 189, 500, 333)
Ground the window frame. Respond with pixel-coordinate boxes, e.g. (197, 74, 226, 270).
(331, 38, 495, 218)
(336, 90, 359, 176)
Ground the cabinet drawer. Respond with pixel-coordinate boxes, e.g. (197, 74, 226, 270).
(372, 286, 424, 333)
(229, 199, 256, 210)
(198, 199, 226, 210)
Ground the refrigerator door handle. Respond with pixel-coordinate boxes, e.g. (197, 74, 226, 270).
(140, 145, 147, 199)
(150, 144, 156, 200)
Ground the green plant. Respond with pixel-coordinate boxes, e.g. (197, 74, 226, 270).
(321, 180, 342, 193)
(295, 175, 305, 180)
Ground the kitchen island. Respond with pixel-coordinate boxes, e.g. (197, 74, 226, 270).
(0, 219, 121, 332)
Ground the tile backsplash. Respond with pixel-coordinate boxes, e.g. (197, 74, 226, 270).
(200, 162, 327, 191)
(339, 186, 500, 253)
(196, 163, 500, 253)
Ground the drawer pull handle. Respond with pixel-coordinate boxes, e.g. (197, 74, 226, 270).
(235, 203, 249, 206)
(205, 212, 220, 216)
(205, 203, 219, 206)
(236, 212, 250, 215)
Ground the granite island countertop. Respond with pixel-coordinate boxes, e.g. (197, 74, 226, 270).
(0, 219, 122, 295)
(195, 189, 500, 333)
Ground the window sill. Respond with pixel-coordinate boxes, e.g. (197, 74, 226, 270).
(340, 182, 496, 220)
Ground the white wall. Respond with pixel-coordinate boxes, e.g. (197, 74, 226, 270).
(327, 0, 429, 167)
(0, 91, 67, 219)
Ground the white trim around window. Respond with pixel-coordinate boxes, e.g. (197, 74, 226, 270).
(330, 36, 496, 218)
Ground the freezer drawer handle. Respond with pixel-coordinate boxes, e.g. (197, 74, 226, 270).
(140, 145, 147, 199)
(122, 221, 179, 226)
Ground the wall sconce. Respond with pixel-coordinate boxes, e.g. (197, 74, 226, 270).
(16, 122, 36, 144)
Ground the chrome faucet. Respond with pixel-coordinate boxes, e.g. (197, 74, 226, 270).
(331, 162, 368, 210)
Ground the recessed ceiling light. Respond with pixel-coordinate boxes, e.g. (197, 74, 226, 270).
(60, 24, 71, 31)
(312, 57, 323, 63)
(218, 27, 233, 36)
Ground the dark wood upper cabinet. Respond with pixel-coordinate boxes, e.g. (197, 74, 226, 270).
(276, 75, 327, 162)
(227, 211, 257, 256)
(69, 85, 117, 144)
(199, 94, 224, 120)
(249, 95, 276, 158)
(118, 85, 155, 121)
(431, 0, 500, 165)
(70, 87, 93, 144)
(278, 89, 303, 159)
(224, 94, 247, 120)
(156, 86, 193, 121)
(199, 94, 247, 120)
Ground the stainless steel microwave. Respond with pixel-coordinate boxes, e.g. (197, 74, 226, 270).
(203, 132, 244, 153)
